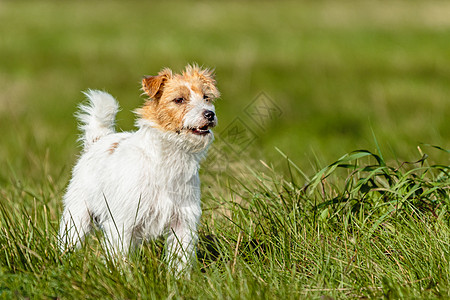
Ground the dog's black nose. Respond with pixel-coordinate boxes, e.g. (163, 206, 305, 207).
(203, 110, 215, 122)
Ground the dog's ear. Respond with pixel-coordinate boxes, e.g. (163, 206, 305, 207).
(142, 68, 173, 100)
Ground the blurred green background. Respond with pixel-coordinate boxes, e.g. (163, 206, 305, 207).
(1, 0, 449, 182)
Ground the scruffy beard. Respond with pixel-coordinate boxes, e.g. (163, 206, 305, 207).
(172, 129, 215, 154)
(135, 119, 214, 155)
(139, 124, 213, 157)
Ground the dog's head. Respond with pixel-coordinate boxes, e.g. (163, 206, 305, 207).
(137, 64, 219, 149)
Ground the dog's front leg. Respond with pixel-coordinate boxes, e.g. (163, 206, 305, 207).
(166, 206, 200, 276)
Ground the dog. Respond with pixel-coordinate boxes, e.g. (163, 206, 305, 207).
(59, 64, 219, 274)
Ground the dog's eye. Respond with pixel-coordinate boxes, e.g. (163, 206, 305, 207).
(174, 97, 185, 104)
(203, 95, 210, 101)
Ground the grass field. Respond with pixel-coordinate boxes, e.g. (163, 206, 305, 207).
(0, 0, 449, 298)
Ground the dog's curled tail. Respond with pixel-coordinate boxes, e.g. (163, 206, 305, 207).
(77, 90, 119, 151)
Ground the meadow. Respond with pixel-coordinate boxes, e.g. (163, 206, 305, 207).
(0, 0, 449, 298)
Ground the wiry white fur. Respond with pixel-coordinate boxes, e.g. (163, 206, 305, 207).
(59, 90, 215, 275)
(77, 90, 120, 151)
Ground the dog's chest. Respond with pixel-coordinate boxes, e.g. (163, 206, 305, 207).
(135, 170, 200, 239)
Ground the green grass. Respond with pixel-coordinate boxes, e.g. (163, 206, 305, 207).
(1, 145, 449, 298)
(1, 0, 450, 298)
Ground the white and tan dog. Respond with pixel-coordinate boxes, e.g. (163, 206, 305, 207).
(59, 64, 219, 274)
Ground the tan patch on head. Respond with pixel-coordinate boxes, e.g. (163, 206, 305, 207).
(189, 84, 202, 95)
(137, 64, 220, 132)
(182, 64, 220, 98)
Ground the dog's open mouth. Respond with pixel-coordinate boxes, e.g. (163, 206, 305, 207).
(190, 125, 211, 135)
